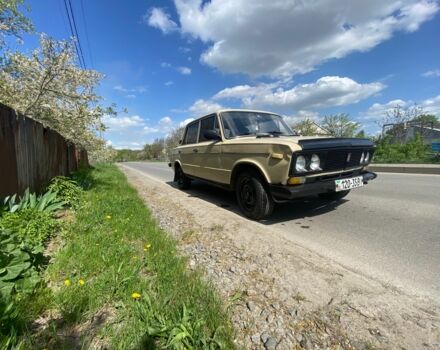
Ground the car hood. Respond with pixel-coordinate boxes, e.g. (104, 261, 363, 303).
(222, 136, 374, 151)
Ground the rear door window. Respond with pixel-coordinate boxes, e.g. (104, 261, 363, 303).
(183, 122, 199, 144)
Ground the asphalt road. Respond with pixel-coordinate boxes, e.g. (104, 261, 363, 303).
(124, 162, 440, 300)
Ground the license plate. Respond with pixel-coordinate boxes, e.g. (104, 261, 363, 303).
(335, 176, 364, 192)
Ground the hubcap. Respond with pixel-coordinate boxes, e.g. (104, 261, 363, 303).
(239, 177, 256, 210)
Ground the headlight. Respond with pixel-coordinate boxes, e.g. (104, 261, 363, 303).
(364, 152, 370, 163)
(359, 152, 365, 164)
(310, 154, 321, 171)
(295, 155, 307, 172)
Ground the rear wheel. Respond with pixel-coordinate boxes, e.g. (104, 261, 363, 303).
(318, 190, 350, 200)
(235, 171, 273, 220)
(175, 166, 191, 190)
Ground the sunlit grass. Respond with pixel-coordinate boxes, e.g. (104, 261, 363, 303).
(24, 163, 234, 349)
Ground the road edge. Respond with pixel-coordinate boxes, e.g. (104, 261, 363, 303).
(368, 164, 440, 174)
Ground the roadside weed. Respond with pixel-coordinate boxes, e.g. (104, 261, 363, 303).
(0, 209, 58, 249)
(2, 188, 66, 214)
(47, 176, 83, 209)
(30, 164, 235, 348)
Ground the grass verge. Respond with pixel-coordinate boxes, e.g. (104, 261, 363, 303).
(27, 163, 234, 349)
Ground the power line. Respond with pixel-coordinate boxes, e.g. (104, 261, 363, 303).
(80, 0, 94, 69)
(67, 0, 87, 69)
(62, 0, 86, 69)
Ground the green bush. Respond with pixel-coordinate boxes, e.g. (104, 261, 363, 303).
(0, 230, 42, 299)
(0, 229, 44, 349)
(2, 188, 66, 214)
(374, 134, 431, 163)
(0, 209, 58, 250)
(47, 176, 83, 209)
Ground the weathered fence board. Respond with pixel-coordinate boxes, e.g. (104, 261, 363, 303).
(0, 103, 88, 198)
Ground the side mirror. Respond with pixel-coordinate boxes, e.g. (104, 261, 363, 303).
(204, 129, 221, 141)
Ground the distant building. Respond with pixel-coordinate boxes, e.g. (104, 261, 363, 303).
(383, 120, 440, 144)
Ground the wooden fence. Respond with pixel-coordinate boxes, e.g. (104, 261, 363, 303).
(0, 103, 88, 198)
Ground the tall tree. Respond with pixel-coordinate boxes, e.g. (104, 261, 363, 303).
(321, 113, 360, 137)
(0, 0, 33, 47)
(378, 104, 423, 143)
(164, 126, 185, 159)
(291, 118, 318, 136)
(413, 114, 440, 128)
(0, 35, 113, 159)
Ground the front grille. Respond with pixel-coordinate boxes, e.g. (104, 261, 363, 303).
(290, 148, 374, 175)
(323, 150, 347, 171)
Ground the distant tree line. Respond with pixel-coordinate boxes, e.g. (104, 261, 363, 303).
(291, 107, 439, 164)
(113, 126, 185, 162)
(115, 107, 439, 164)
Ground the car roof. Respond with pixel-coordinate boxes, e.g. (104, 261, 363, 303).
(187, 109, 281, 124)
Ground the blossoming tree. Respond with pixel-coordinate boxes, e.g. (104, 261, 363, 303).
(0, 35, 115, 160)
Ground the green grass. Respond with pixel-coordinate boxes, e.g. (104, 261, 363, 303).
(25, 164, 234, 349)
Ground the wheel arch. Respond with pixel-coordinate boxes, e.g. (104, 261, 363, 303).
(173, 160, 183, 181)
(230, 161, 270, 190)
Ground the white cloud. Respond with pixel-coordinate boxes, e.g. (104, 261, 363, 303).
(422, 69, 440, 78)
(145, 7, 178, 34)
(164, 81, 174, 86)
(143, 126, 159, 134)
(213, 76, 384, 110)
(188, 99, 223, 116)
(422, 94, 440, 114)
(125, 94, 136, 99)
(143, 116, 174, 134)
(179, 118, 195, 127)
(177, 66, 191, 75)
(283, 111, 321, 126)
(161, 63, 192, 75)
(173, 0, 438, 77)
(103, 115, 145, 131)
(111, 141, 144, 150)
(363, 99, 409, 119)
(104, 114, 191, 149)
(113, 85, 147, 94)
(362, 95, 440, 119)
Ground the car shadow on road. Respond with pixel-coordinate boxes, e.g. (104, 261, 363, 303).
(165, 180, 348, 225)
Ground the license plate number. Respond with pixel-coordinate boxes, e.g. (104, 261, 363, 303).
(335, 176, 363, 191)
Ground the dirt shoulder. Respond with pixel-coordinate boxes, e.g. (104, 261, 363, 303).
(119, 164, 440, 350)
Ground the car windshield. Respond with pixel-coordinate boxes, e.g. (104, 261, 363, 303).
(220, 111, 296, 139)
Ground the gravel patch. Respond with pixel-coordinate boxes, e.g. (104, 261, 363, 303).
(120, 164, 440, 350)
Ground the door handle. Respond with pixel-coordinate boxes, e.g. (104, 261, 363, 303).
(193, 149, 198, 153)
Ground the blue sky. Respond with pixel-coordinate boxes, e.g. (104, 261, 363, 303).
(16, 0, 440, 149)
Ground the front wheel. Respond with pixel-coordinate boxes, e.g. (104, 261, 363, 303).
(175, 166, 191, 190)
(318, 190, 350, 201)
(235, 172, 273, 220)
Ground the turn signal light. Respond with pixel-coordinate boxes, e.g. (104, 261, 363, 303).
(288, 177, 306, 185)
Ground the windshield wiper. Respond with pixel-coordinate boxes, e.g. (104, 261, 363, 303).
(256, 131, 284, 138)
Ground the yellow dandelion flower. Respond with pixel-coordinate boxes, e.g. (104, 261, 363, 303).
(106, 215, 112, 219)
(78, 279, 85, 286)
(131, 292, 141, 299)
(64, 279, 71, 287)
(144, 243, 152, 251)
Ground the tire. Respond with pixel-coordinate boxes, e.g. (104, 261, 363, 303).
(235, 171, 274, 220)
(318, 190, 350, 201)
(175, 166, 191, 190)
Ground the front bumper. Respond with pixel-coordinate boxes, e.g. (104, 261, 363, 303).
(270, 170, 377, 201)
